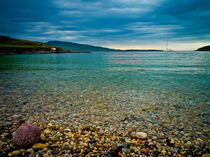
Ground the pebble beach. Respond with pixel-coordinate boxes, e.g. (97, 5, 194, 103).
(0, 51, 209, 156)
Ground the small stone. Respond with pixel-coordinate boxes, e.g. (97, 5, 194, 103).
(127, 128, 133, 134)
(51, 150, 60, 154)
(158, 133, 164, 138)
(141, 149, 149, 155)
(149, 141, 157, 146)
(65, 132, 73, 137)
(33, 143, 49, 149)
(82, 124, 90, 130)
(12, 115, 19, 119)
(26, 148, 34, 154)
(50, 136, 57, 141)
(43, 129, 51, 134)
(40, 134, 47, 141)
(111, 145, 119, 151)
(170, 138, 175, 144)
(152, 136, 157, 140)
(12, 150, 21, 156)
(48, 123, 57, 130)
(62, 143, 70, 149)
(186, 132, 194, 137)
(122, 143, 129, 148)
(136, 132, 147, 139)
(43, 154, 49, 157)
(186, 141, 192, 145)
(122, 148, 130, 154)
(20, 149, 25, 152)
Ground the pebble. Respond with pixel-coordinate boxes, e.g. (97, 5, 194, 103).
(33, 143, 49, 149)
(136, 132, 147, 139)
(43, 129, 51, 134)
(186, 141, 192, 145)
(122, 148, 129, 154)
(26, 148, 34, 154)
(9, 150, 21, 156)
(51, 150, 60, 154)
(62, 142, 70, 149)
(152, 136, 157, 140)
(127, 128, 133, 134)
(141, 149, 149, 155)
(186, 132, 194, 137)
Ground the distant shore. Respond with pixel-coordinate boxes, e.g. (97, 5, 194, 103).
(0, 51, 91, 55)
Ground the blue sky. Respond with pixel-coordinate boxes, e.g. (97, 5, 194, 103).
(0, 0, 210, 50)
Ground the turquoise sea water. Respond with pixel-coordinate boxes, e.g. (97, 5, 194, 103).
(0, 51, 209, 138)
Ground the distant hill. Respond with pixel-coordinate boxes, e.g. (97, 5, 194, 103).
(197, 45, 210, 51)
(0, 36, 163, 54)
(0, 36, 63, 54)
(47, 40, 162, 52)
(47, 41, 116, 52)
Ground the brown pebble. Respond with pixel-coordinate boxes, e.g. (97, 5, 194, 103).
(141, 149, 149, 155)
(11, 150, 21, 156)
(127, 128, 133, 134)
(33, 143, 49, 149)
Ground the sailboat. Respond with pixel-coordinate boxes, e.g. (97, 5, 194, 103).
(164, 37, 173, 52)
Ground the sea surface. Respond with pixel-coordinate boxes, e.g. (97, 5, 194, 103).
(0, 51, 209, 139)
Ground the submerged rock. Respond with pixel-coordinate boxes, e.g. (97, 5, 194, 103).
(136, 132, 147, 139)
(12, 124, 41, 147)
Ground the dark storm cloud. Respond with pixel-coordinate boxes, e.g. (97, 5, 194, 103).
(0, 0, 209, 49)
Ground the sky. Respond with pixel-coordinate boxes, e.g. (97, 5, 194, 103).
(0, 0, 210, 50)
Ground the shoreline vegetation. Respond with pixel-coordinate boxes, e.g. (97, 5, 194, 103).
(0, 36, 91, 55)
(0, 35, 162, 55)
(196, 45, 210, 51)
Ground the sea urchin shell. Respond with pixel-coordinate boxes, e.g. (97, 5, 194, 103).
(12, 124, 41, 147)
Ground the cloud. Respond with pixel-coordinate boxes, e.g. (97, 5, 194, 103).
(54, 0, 160, 18)
(0, 0, 209, 50)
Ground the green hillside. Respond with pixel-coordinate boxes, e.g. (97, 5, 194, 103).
(47, 40, 163, 52)
(197, 45, 210, 51)
(47, 41, 116, 52)
(0, 36, 63, 54)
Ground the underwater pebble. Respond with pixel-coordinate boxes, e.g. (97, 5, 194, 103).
(136, 132, 147, 139)
(43, 129, 51, 134)
(33, 143, 49, 149)
(9, 150, 21, 156)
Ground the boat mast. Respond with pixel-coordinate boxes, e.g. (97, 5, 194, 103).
(166, 35, 168, 51)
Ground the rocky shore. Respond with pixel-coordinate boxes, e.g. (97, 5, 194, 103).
(0, 119, 209, 157)
(0, 87, 210, 156)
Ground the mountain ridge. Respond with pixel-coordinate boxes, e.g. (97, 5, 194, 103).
(47, 40, 162, 52)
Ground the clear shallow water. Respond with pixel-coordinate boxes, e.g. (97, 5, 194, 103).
(0, 51, 209, 138)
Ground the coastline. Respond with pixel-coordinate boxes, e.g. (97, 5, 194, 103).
(0, 51, 91, 55)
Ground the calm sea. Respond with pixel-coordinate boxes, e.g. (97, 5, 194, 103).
(0, 51, 209, 137)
